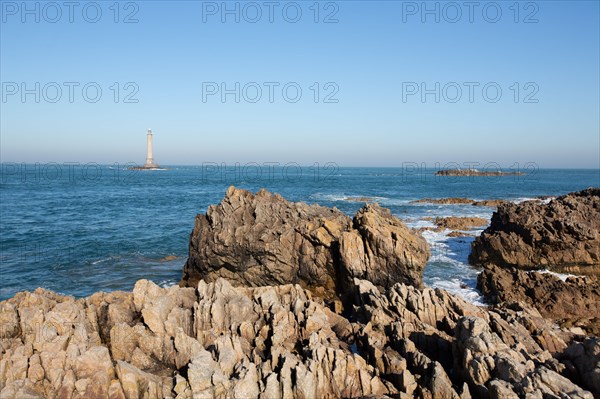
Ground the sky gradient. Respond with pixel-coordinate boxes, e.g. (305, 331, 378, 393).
(1, 0, 599, 168)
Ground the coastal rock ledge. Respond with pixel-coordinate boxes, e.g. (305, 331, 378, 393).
(470, 188, 600, 274)
(181, 186, 430, 299)
(2, 278, 598, 399)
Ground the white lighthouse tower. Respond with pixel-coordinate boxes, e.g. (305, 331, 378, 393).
(143, 129, 158, 169)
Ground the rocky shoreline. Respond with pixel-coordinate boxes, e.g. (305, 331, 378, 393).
(1, 187, 599, 399)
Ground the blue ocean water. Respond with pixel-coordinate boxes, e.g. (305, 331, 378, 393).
(1, 165, 598, 302)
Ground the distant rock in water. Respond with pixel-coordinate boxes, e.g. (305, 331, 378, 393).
(478, 265, 600, 335)
(412, 197, 475, 205)
(412, 197, 507, 207)
(472, 199, 508, 207)
(433, 216, 488, 231)
(470, 188, 600, 274)
(343, 196, 377, 203)
(181, 186, 430, 299)
(436, 169, 524, 176)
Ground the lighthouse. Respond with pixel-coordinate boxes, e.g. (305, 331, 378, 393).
(143, 129, 158, 168)
(128, 129, 161, 170)
(145, 129, 156, 167)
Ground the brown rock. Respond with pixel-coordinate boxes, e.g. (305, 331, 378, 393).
(181, 186, 429, 296)
(477, 265, 600, 335)
(448, 231, 474, 238)
(472, 200, 507, 207)
(470, 188, 600, 274)
(340, 203, 430, 289)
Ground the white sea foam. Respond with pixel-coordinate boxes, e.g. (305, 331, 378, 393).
(417, 214, 488, 305)
(91, 256, 115, 265)
(404, 219, 436, 229)
(427, 276, 486, 306)
(311, 193, 411, 206)
(512, 197, 552, 204)
(158, 279, 178, 288)
(537, 270, 578, 281)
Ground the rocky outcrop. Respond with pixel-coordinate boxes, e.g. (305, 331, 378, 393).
(477, 265, 600, 335)
(348, 279, 594, 398)
(339, 203, 430, 292)
(3, 277, 596, 399)
(472, 200, 507, 207)
(0, 279, 396, 398)
(470, 188, 600, 274)
(181, 187, 430, 297)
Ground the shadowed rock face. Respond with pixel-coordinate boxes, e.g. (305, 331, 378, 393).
(477, 265, 600, 335)
(181, 187, 430, 298)
(469, 188, 600, 274)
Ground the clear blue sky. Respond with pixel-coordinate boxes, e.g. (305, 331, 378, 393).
(1, 0, 599, 168)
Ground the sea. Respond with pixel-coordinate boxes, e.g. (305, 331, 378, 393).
(1, 164, 598, 303)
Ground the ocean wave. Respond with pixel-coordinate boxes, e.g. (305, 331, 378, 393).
(310, 193, 410, 206)
(426, 276, 486, 306)
(512, 197, 554, 204)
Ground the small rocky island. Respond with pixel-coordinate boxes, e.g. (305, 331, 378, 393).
(436, 169, 524, 176)
(1, 187, 599, 399)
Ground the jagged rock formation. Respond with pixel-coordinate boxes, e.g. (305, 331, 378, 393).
(470, 188, 600, 274)
(2, 278, 596, 399)
(181, 187, 430, 297)
(477, 265, 600, 335)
